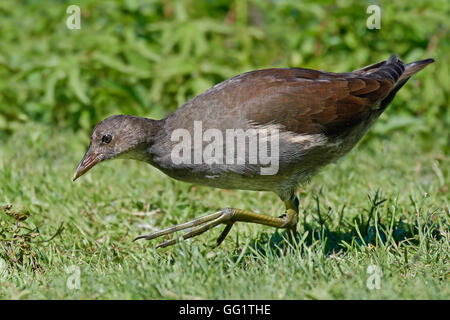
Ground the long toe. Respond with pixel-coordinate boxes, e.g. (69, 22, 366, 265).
(134, 207, 298, 249)
(155, 215, 227, 248)
(133, 210, 224, 241)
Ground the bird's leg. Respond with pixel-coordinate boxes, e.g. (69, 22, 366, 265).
(282, 195, 300, 243)
(134, 196, 299, 249)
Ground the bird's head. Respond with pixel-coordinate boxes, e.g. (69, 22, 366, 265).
(73, 115, 152, 181)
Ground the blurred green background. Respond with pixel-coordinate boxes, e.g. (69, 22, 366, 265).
(0, 0, 448, 148)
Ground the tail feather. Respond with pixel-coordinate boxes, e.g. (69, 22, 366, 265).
(354, 54, 434, 110)
(354, 54, 434, 83)
(354, 54, 405, 82)
(377, 56, 434, 109)
(399, 58, 435, 81)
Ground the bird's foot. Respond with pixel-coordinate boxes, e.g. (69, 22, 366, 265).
(133, 207, 298, 249)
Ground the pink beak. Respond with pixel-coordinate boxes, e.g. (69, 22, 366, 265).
(73, 146, 100, 181)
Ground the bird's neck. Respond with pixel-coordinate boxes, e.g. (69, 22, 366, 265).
(119, 117, 163, 162)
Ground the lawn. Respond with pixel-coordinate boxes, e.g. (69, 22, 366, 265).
(0, 122, 448, 299)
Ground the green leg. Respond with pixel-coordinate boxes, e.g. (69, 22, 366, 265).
(134, 196, 300, 249)
(284, 196, 300, 243)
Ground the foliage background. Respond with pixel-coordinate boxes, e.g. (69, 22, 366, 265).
(0, 0, 448, 149)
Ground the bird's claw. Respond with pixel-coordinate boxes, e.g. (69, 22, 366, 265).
(133, 208, 235, 248)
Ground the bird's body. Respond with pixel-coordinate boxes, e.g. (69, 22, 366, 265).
(74, 55, 434, 248)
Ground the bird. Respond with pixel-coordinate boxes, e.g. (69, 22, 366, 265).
(73, 54, 434, 248)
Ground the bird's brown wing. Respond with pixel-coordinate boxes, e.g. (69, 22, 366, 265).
(241, 67, 398, 136)
(168, 56, 404, 137)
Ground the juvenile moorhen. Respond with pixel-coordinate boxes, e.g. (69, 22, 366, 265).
(74, 55, 433, 248)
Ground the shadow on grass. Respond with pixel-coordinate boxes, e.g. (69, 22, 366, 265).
(230, 190, 444, 262)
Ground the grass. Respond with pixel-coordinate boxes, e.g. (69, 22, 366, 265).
(0, 122, 448, 299)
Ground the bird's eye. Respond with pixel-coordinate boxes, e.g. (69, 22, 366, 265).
(101, 134, 112, 144)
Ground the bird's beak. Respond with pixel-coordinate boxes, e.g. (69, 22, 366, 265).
(73, 146, 100, 181)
